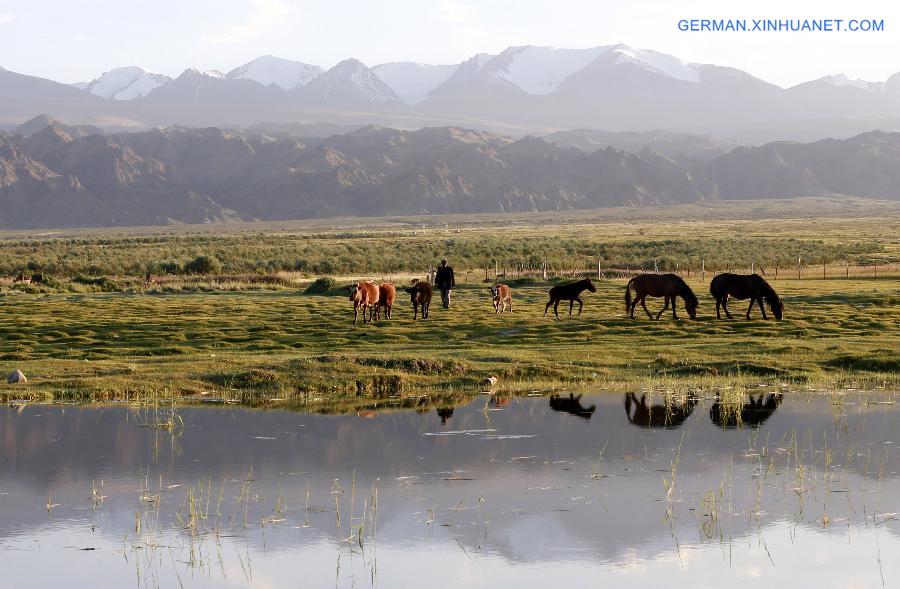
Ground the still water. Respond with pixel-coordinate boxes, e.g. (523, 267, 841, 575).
(2, 391, 900, 588)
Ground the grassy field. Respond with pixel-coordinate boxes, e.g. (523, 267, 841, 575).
(0, 274, 896, 411)
(0, 201, 897, 411)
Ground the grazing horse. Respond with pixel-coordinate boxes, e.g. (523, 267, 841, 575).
(710, 393, 783, 428)
(405, 281, 432, 320)
(490, 284, 512, 313)
(348, 281, 380, 324)
(549, 393, 596, 419)
(625, 274, 698, 320)
(624, 393, 698, 429)
(376, 282, 396, 320)
(544, 278, 596, 318)
(709, 273, 784, 320)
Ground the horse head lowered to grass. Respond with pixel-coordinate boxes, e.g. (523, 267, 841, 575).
(624, 274, 698, 320)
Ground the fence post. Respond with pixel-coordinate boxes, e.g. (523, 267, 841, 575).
(701, 258, 705, 281)
(775, 265, 778, 280)
(798, 257, 802, 280)
(822, 259, 826, 280)
(846, 261, 849, 279)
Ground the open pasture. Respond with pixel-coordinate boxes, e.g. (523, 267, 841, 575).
(0, 202, 897, 408)
(0, 274, 896, 408)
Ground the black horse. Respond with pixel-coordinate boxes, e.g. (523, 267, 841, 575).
(544, 278, 596, 318)
(709, 273, 784, 320)
(549, 393, 596, 419)
(709, 393, 783, 428)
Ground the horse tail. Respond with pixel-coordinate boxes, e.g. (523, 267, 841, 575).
(624, 277, 635, 313)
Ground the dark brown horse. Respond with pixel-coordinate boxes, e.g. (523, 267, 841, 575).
(544, 278, 596, 318)
(405, 280, 432, 320)
(709, 273, 784, 320)
(625, 274, 698, 320)
(624, 393, 698, 429)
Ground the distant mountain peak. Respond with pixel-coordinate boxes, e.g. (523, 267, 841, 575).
(295, 59, 401, 106)
(821, 73, 878, 90)
(80, 66, 171, 100)
(227, 55, 322, 90)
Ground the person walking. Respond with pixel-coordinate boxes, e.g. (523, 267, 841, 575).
(435, 258, 455, 309)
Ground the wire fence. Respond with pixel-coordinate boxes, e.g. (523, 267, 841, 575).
(458, 259, 900, 283)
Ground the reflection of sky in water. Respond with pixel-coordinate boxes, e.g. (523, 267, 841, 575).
(1, 392, 899, 588)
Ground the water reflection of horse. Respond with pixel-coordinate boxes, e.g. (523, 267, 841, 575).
(624, 393, 698, 428)
(549, 393, 596, 419)
(437, 407, 454, 425)
(709, 393, 783, 428)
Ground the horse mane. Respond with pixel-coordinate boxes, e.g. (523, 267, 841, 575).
(756, 275, 781, 306)
(674, 275, 698, 303)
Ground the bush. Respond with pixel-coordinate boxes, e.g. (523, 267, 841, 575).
(304, 276, 342, 295)
(184, 255, 221, 275)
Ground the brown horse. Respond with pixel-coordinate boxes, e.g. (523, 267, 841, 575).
(490, 284, 512, 313)
(348, 281, 380, 324)
(625, 274, 698, 320)
(376, 282, 396, 320)
(405, 280, 432, 319)
(544, 278, 596, 318)
(624, 393, 698, 429)
(709, 273, 784, 320)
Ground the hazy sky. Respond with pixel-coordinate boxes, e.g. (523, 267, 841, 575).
(0, 0, 896, 87)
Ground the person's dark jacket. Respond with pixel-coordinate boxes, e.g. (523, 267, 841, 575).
(435, 265, 455, 289)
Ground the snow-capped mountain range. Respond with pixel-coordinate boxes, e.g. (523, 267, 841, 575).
(2, 43, 899, 144)
(70, 45, 716, 104)
(69, 44, 898, 106)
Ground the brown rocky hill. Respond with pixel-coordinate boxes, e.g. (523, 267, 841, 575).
(1, 121, 899, 228)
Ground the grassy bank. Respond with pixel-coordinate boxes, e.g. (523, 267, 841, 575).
(0, 275, 896, 411)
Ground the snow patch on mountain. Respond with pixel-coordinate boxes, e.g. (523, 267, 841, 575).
(81, 66, 172, 100)
(227, 55, 322, 90)
(610, 45, 700, 83)
(494, 46, 610, 95)
(822, 73, 879, 91)
(372, 62, 458, 104)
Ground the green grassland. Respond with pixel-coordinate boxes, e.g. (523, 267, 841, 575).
(0, 201, 897, 411)
(0, 275, 896, 411)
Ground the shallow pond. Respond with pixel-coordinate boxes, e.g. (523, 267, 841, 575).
(2, 391, 900, 588)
